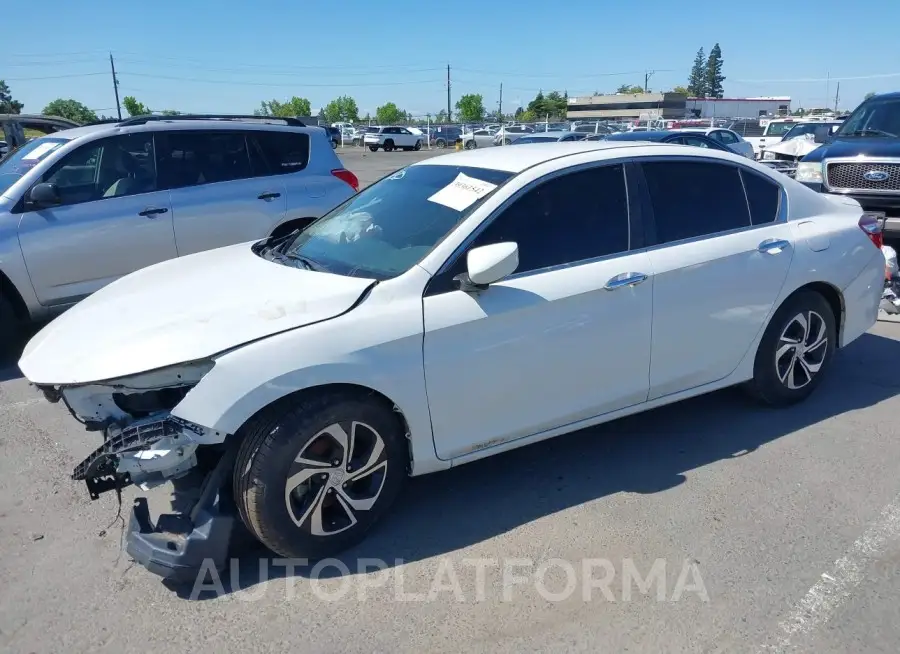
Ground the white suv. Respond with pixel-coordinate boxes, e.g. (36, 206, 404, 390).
(364, 126, 424, 152)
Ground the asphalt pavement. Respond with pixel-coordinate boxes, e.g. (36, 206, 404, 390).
(1, 150, 900, 653)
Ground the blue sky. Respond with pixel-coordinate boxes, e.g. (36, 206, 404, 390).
(4, 0, 900, 119)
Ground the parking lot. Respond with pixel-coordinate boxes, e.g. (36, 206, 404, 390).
(2, 150, 900, 654)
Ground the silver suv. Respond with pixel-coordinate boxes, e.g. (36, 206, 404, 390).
(0, 114, 359, 347)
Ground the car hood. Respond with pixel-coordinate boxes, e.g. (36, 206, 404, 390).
(802, 136, 900, 162)
(19, 243, 376, 385)
(765, 135, 822, 159)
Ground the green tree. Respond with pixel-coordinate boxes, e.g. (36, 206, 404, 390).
(544, 91, 567, 117)
(0, 80, 24, 114)
(433, 109, 448, 124)
(705, 43, 725, 99)
(41, 99, 97, 124)
(687, 47, 707, 97)
(865, 91, 877, 100)
(122, 96, 151, 117)
(375, 102, 404, 124)
(322, 95, 360, 123)
(455, 94, 486, 122)
(160, 109, 180, 116)
(527, 90, 546, 117)
(255, 96, 312, 117)
(616, 85, 645, 94)
(670, 86, 690, 95)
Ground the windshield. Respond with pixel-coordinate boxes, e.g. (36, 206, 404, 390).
(783, 123, 840, 140)
(0, 137, 69, 195)
(278, 165, 513, 280)
(836, 96, 900, 137)
(764, 122, 795, 137)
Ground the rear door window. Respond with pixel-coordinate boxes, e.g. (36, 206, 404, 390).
(156, 130, 253, 190)
(641, 160, 751, 244)
(250, 131, 310, 175)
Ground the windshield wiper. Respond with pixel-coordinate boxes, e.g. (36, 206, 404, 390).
(253, 229, 300, 257)
(844, 128, 897, 138)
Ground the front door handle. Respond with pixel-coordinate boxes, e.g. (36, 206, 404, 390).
(758, 238, 790, 255)
(138, 207, 168, 218)
(258, 192, 282, 201)
(605, 272, 649, 290)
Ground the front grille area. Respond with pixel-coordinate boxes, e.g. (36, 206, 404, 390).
(826, 161, 900, 193)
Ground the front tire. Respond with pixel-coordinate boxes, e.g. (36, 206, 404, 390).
(0, 293, 21, 360)
(464, 139, 476, 150)
(414, 140, 422, 151)
(383, 139, 395, 152)
(435, 138, 447, 149)
(745, 290, 836, 406)
(233, 391, 408, 559)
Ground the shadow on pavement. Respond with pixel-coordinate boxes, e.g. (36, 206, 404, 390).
(0, 324, 42, 382)
(155, 331, 900, 599)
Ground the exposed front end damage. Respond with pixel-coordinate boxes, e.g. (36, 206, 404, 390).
(40, 361, 244, 583)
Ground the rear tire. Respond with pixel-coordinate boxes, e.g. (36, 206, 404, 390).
(435, 138, 447, 149)
(233, 391, 408, 559)
(744, 290, 836, 406)
(368, 146, 378, 152)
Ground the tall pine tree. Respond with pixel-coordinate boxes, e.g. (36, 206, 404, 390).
(705, 43, 725, 99)
(687, 48, 707, 97)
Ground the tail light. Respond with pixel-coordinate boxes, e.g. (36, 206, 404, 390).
(859, 212, 885, 249)
(332, 168, 359, 192)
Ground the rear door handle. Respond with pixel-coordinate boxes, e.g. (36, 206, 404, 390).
(758, 238, 790, 255)
(258, 192, 281, 201)
(605, 272, 649, 290)
(138, 207, 168, 218)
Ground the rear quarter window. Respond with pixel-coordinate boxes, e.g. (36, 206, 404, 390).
(740, 169, 781, 225)
(252, 131, 310, 174)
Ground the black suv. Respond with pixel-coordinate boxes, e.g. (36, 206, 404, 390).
(797, 92, 900, 239)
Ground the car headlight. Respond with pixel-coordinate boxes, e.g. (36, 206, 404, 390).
(762, 151, 776, 160)
(794, 161, 824, 183)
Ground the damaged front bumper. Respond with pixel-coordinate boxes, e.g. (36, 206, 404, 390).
(44, 362, 245, 584)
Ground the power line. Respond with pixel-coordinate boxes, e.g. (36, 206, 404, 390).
(118, 72, 446, 87)
(5, 72, 108, 81)
(455, 66, 676, 79)
(735, 72, 900, 83)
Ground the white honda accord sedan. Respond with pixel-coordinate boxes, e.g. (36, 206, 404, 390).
(18, 141, 886, 581)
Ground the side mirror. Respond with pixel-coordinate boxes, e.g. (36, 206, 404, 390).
(29, 182, 61, 208)
(455, 242, 519, 292)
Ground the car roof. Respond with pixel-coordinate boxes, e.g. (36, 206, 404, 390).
(605, 130, 680, 142)
(413, 141, 675, 173)
(32, 120, 321, 141)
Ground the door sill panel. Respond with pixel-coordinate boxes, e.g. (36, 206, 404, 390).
(445, 372, 751, 470)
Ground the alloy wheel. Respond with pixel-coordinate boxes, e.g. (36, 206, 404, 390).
(283, 421, 388, 537)
(775, 310, 828, 390)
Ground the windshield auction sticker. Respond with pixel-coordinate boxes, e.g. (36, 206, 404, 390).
(428, 173, 498, 212)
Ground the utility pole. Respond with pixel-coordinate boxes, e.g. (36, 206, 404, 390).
(498, 83, 503, 122)
(109, 53, 122, 120)
(446, 64, 451, 123)
(834, 81, 841, 112)
(644, 70, 655, 93)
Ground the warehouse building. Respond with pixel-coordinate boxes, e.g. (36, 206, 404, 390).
(567, 93, 791, 120)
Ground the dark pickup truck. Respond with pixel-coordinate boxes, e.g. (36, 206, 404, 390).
(796, 92, 900, 239)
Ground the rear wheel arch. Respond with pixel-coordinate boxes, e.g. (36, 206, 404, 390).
(781, 281, 844, 347)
